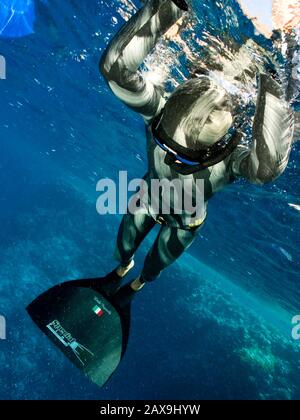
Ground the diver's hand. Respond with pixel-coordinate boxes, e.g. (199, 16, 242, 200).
(165, 16, 184, 39)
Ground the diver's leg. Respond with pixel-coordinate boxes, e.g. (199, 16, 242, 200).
(131, 225, 199, 290)
(102, 208, 156, 296)
(114, 208, 156, 275)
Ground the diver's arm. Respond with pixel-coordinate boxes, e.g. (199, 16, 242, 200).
(232, 73, 294, 184)
(100, 0, 186, 122)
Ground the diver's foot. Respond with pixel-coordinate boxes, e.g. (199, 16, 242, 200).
(116, 260, 134, 278)
(99, 261, 134, 297)
(111, 277, 146, 309)
(112, 279, 145, 308)
(130, 276, 146, 292)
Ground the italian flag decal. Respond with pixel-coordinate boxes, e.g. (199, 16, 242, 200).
(93, 305, 104, 317)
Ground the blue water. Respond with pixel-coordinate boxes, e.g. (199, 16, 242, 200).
(0, 0, 299, 400)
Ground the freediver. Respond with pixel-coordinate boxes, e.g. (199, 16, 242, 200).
(99, 0, 295, 302)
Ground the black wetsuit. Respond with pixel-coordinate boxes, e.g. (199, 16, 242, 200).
(100, 0, 294, 282)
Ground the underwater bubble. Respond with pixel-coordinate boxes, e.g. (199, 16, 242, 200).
(288, 203, 300, 211)
(0, 0, 35, 38)
(279, 247, 293, 262)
